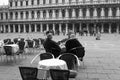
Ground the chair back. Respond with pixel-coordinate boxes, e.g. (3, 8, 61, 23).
(19, 67, 38, 80)
(40, 52, 54, 60)
(69, 47, 85, 61)
(4, 46, 13, 55)
(18, 41, 25, 50)
(58, 53, 78, 70)
(27, 40, 34, 48)
(50, 69, 70, 80)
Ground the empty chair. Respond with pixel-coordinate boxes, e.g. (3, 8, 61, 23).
(68, 47, 85, 61)
(40, 52, 54, 60)
(50, 69, 70, 80)
(58, 53, 80, 70)
(19, 67, 38, 80)
(4, 46, 16, 61)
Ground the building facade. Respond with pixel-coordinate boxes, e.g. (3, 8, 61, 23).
(0, 0, 120, 34)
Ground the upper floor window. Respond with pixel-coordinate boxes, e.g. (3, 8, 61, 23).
(31, 0, 34, 5)
(26, 11, 29, 19)
(43, 10, 46, 18)
(49, 0, 52, 4)
(69, 0, 72, 4)
(62, 0, 65, 4)
(15, 1, 17, 6)
(37, 0, 40, 5)
(43, 0, 46, 4)
(20, 12, 23, 19)
(55, 10, 59, 18)
(10, 12, 13, 19)
(1, 13, 3, 20)
(49, 10, 52, 18)
(5, 13, 8, 19)
(10, 2, 12, 7)
(31, 11, 34, 19)
(37, 11, 40, 18)
(26, 1, 28, 6)
(20, 1, 23, 6)
(15, 12, 18, 19)
(56, 0, 58, 4)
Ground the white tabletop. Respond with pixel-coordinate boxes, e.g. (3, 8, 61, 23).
(4, 44, 19, 54)
(38, 59, 68, 70)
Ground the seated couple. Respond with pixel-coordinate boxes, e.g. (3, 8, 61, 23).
(43, 31, 84, 58)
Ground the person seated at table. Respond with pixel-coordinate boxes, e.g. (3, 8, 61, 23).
(43, 31, 62, 58)
(65, 33, 83, 53)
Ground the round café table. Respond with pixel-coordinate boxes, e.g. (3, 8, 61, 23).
(37, 59, 68, 80)
(38, 58, 68, 70)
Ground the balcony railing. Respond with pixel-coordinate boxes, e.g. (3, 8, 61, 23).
(9, 1, 120, 9)
(0, 16, 120, 22)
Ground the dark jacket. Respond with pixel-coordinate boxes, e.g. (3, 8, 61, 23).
(43, 38, 61, 58)
(65, 38, 83, 52)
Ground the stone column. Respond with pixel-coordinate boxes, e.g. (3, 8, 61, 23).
(35, 24, 37, 32)
(3, 13, 6, 20)
(29, 24, 31, 32)
(53, 24, 55, 33)
(13, 25, 15, 33)
(52, 10, 56, 18)
(117, 24, 119, 33)
(40, 24, 43, 32)
(46, 10, 49, 19)
(101, 23, 104, 33)
(66, 23, 68, 34)
(79, 8, 83, 18)
(34, 11, 37, 19)
(109, 23, 111, 33)
(13, 12, 15, 20)
(87, 23, 89, 33)
(24, 24, 26, 33)
(40, 10, 43, 19)
(65, 9, 69, 18)
(46, 24, 49, 31)
(73, 24, 75, 32)
(59, 23, 62, 33)
(86, 8, 90, 18)
(59, 9, 62, 18)
(93, 8, 97, 18)
(108, 7, 112, 17)
(8, 25, 10, 33)
(72, 9, 76, 18)
(116, 7, 120, 17)
(18, 12, 21, 19)
(79, 23, 81, 31)
(101, 8, 105, 18)
(29, 11, 32, 19)
(18, 24, 21, 33)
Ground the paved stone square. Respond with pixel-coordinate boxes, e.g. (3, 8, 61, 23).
(0, 33, 120, 80)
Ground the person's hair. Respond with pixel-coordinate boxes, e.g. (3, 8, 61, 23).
(46, 31, 50, 35)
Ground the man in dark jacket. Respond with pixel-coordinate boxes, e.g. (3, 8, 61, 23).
(65, 34, 83, 52)
(65, 33, 85, 61)
(43, 31, 62, 58)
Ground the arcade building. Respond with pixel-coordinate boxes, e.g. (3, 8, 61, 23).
(0, 0, 120, 34)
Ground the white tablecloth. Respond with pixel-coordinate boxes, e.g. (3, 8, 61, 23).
(4, 44, 19, 54)
(38, 59, 68, 70)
